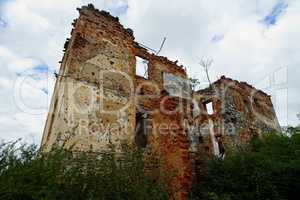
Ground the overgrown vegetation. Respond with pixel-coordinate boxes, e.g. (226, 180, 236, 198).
(192, 129, 300, 200)
(0, 142, 168, 200)
(1, 130, 299, 200)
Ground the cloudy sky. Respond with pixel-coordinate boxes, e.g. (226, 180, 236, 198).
(0, 0, 299, 143)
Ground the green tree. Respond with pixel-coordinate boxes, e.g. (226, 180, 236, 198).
(192, 131, 300, 200)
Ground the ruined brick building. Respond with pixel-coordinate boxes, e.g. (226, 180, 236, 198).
(41, 4, 281, 199)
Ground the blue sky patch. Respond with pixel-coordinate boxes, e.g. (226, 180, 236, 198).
(32, 65, 49, 74)
(262, 1, 288, 27)
(16, 65, 50, 80)
(211, 34, 224, 43)
(111, 4, 128, 17)
(0, 18, 7, 28)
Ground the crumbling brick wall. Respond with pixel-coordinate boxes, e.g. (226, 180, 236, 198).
(193, 76, 281, 158)
(41, 5, 281, 200)
(41, 5, 137, 152)
(41, 4, 193, 199)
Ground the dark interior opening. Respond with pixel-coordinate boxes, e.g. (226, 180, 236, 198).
(135, 112, 148, 148)
(216, 135, 225, 157)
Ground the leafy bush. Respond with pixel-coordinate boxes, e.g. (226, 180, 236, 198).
(0, 141, 168, 200)
(192, 131, 300, 200)
(1, 130, 299, 200)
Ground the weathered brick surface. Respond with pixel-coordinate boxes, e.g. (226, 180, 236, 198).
(194, 76, 280, 156)
(41, 5, 280, 200)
